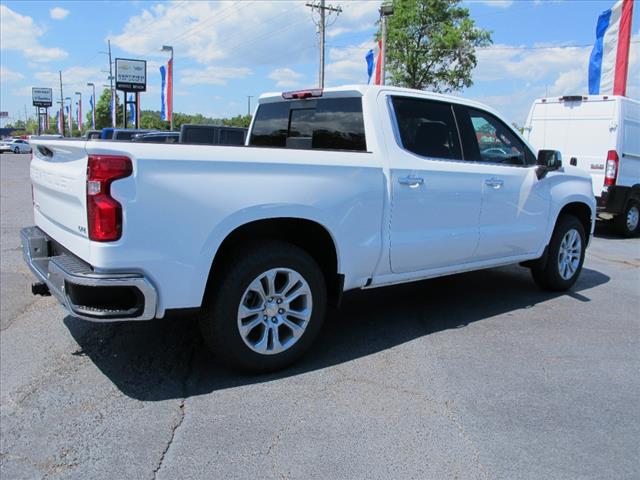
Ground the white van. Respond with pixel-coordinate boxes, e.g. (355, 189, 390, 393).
(524, 95, 640, 236)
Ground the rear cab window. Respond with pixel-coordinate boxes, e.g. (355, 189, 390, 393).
(249, 97, 367, 151)
(391, 96, 462, 160)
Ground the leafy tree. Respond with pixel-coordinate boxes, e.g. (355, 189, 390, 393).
(380, 0, 492, 92)
(91, 88, 123, 130)
(222, 114, 252, 128)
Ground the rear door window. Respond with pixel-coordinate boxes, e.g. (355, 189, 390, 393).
(249, 97, 366, 151)
(391, 96, 462, 160)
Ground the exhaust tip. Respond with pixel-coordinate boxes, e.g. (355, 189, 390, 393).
(32, 282, 51, 296)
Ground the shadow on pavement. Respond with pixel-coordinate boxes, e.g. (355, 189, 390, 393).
(64, 264, 609, 401)
(594, 220, 628, 240)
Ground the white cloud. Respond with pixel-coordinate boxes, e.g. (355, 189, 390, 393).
(473, 0, 514, 8)
(326, 41, 377, 85)
(0, 5, 68, 62)
(180, 66, 251, 85)
(34, 66, 105, 99)
(469, 32, 640, 124)
(49, 7, 70, 20)
(268, 68, 304, 88)
(326, 1, 381, 38)
(109, 1, 318, 66)
(0, 66, 24, 82)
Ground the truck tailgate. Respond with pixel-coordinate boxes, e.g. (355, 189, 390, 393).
(30, 140, 89, 255)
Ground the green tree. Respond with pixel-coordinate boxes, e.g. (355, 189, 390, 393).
(92, 89, 123, 130)
(222, 114, 252, 128)
(380, 0, 491, 92)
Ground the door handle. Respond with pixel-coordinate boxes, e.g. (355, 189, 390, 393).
(398, 176, 424, 188)
(485, 178, 504, 189)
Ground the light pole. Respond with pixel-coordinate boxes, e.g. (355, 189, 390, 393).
(65, 97, 72, 136)
(87, 82, 96, 129)
(379, 4, 394, 86)
(161, 45, 174, 131)
(75, 91, 82, 132)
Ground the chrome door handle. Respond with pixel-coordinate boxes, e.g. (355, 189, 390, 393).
(485, 178, 504, 189)
(398, 176, 424, 188)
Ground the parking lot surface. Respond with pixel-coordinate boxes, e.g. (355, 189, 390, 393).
(1, 152, 639, 479)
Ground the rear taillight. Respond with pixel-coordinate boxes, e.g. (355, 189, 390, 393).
(604, 150, 619, 187)
(87, 155, 132, 241)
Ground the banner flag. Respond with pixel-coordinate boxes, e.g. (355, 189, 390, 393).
(129, 94, 135, 124)
(588, 0, 634, 95)
(160, 59, 173, 122)
(89, 95, 95, 129)
(374, 39, 382, 85)
(78, 99, 82, 130)
(366, 49, 375, 84)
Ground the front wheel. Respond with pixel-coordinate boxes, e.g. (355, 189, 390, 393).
(199, 240, 327, 373)
(13, 147, 19, 154)
(615, 200, 640, 237)
(531, 215, 586, 291)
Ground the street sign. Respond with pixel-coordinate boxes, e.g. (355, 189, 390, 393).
(32, 88, 53, 107)
(0, 112, 8, 118)
(115, 58, 147, 92)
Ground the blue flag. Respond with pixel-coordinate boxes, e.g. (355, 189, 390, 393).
(366, 49, 375, 84)
(129, 94, 135, 123)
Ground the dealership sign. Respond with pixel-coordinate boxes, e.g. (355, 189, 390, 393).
(32, 88, 53, 107)
(115, 58, 147, 91)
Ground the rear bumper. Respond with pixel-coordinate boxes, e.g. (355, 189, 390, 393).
(597, 185, 630, 217)
(21, 226, 158, 322)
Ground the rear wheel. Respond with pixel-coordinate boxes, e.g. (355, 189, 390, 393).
(614, 200, 640, 237)
(531, 215, 586, 291)
(199, 240, 327, 373)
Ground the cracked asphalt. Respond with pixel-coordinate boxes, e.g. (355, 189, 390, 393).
(1, 152, 639, 479)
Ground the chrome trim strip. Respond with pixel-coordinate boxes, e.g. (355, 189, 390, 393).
(21, 226, 158, 322)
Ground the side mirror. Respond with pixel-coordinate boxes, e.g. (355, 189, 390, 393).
(536, 150, 562, 179)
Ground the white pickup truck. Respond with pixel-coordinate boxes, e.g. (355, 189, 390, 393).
(23, 85, 595, 372)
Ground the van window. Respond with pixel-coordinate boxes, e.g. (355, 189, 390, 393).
(391, 96, 462, 160)
(249, 97, 366, 151)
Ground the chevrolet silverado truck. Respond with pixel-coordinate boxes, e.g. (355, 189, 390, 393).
(22, 85, 595, 372)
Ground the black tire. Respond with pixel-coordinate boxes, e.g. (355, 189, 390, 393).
(531, 215, 586, 291)
(198, 240, 327, 373)
(614, 200, 640, 237)
(13, 147, 19, 154)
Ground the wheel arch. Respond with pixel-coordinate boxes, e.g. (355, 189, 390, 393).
(203, 217, 343, 307)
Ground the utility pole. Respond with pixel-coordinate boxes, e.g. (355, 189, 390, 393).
(59, 70, 65, 137)
(100, 40, 116, 127)
(379, 4, 394, 86)
(247, 95, 253, 116)
(108, 40, 115, 128)
(306, 0, 342, 88)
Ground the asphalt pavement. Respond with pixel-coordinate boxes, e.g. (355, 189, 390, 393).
(1, 152, 639, 479)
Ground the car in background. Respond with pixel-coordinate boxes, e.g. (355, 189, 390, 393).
(0, 138, 32, 154)
(132, 131, 179, 143)
(85, 130, 102, 140)
(100, 128, 115, 139)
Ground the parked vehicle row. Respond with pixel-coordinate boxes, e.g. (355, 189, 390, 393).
(23, 85, 596, 372)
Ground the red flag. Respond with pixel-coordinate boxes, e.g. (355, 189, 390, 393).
(613, 0, 634, 96)
(374, 40, 382, 85)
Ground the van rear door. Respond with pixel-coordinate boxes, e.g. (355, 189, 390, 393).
(526, 98, 616, 197)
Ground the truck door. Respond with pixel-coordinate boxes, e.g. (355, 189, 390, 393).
(387, 96, 485, 273)
(456, 106, 550, 260)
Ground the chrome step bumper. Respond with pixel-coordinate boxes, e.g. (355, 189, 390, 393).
(20, 226, 158, 322)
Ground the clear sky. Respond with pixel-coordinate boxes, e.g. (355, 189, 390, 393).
(1, 0, 638, 127)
